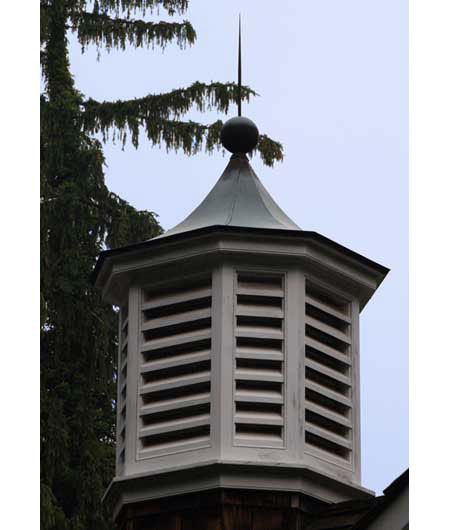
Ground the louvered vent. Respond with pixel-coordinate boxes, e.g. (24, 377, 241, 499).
(117, 305, 128, 473)
(138, 275, 212, 458)
(233, 272, 285, 447)
(304, 281, 353, 465)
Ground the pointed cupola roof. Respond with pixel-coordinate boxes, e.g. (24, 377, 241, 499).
(158, 151, 299, 240)
(158, 18, 299, 240)
(157, 115, 299, 240)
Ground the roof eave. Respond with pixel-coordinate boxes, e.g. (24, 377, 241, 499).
(93, 225, 389, 290)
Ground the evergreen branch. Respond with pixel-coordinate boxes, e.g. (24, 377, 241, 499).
(147, 119, 221, 155)
(257, 135, 284, 167)
(95, 1, 189, 16)
(71, 10, 195, 51)
(40, 3, 50, 44)
(105, 191, 162, 249)
(85, 115, 283, 166)
(82, 82, 256, 136)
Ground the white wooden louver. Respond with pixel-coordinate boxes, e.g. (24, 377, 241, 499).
(233, 272, 285, 447)
(117, 305, 128, 474)
(304, 280, 353, 465)
(137, 275, 212, 458)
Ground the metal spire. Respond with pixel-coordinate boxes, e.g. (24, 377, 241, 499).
(219, 16, 259, 155)
(238, 14, 242, 117)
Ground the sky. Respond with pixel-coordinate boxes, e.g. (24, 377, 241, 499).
(69, 0, 408, 494)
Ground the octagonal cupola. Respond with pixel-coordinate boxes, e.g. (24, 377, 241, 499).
(95, 114, 388, 515)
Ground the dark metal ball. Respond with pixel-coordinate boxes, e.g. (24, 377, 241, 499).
(220, 116, 259, 154)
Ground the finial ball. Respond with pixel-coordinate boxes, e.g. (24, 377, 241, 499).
(221, 116, 259, 154)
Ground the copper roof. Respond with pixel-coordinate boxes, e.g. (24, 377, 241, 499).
(155, 153, 300, 240)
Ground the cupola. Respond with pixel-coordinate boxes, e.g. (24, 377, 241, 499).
(95, 26, 388, 522)
(95, 112, 388, 518)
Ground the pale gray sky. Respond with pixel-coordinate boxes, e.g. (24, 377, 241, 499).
(69, 0, 408, 494)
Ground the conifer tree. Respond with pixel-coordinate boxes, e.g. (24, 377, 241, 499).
(40, 2, 283, 529)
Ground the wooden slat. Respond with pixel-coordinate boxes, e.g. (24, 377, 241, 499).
(235, 349, 283, 361)
(140, 394, 210, 417)
(305, 337, 351, 365)
(305, 401, 352, 428)
(305, 316, 351, 344)
(235, 305, 283, 319)
(236, 286, 284, 298)
(235, 369, 284, 383)
(234, 434, 284, 447)
(117, 419, 126, 437)
(235, 391, 283, 405)
(305, 358, 352, 386)
(140, 351, 210, 374)
(138, 435, 210, 458)
(235, 414, 284, 426)
(141, 307, 211, 331)
(305, 295, 351, 323)
(139, 415, 210, 438)
(141, 286, 211, 311)
(305, 380, 352, 407)
(140, 330, 211, 352)
(305, 423, 352, 450)
(140, 371, 210, 395)
(120, 357, 127, 372)
(235, 328, 283, 340)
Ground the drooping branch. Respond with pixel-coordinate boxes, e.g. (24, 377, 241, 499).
(82, 82, 256, 140)
(257, 134, 284, 167)
(145, 119, 221, 155)
(70, 10, 196, 51)
(85, 114, 217, 154)
(84, 112, 283, 166)
(105, 191, 162, 249)
(95, 0, 189, 17)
